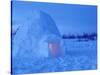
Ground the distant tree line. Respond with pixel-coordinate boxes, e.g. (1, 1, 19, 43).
(62, 32, 97, 41)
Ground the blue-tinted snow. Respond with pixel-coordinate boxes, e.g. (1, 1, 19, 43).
(12, 1, 97, 74)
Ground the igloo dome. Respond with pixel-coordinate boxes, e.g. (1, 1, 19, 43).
(12, 9, 63, 61)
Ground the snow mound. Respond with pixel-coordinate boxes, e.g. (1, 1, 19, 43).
(12, 9, 64, 62)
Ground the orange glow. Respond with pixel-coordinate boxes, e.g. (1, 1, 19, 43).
(48, 42, 60, 57)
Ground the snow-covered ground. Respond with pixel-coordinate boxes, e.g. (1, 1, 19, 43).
(11, 4, 97, 74)
(12, 39, 97, 74)
(11, 9, 97, 74)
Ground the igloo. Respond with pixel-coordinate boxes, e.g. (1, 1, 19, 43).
(12, 9, 64, 60)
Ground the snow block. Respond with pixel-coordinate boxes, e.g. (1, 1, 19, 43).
(12, 9, 64, 61)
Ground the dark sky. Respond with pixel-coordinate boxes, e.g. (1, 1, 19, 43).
(12, 1, 97, 35)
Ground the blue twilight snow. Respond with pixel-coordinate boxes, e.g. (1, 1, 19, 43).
(12, 1, 97, 74)
(12, 9, 65, 60)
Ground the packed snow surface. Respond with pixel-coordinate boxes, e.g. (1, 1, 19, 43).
(12, 10, 97, 74)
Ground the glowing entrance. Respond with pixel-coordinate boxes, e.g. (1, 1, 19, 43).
(48, 42, 61, 57)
